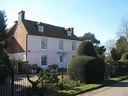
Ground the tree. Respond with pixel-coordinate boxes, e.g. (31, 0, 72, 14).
(116, 36, 128, 54)
(0, 10, 10, 84)
(105, 39, 116, 54)
(110, 36, 128, 62)
(79, 32, 100, 45)
(117, 18, 128, 39)
(79, 32, 106, 58)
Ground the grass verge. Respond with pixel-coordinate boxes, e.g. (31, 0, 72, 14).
(46, 75, 128, 96)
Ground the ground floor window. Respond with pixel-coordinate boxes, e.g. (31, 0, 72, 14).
(41, 55, 47, 65)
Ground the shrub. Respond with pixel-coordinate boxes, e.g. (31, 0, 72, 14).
(37, 70, 59, 86)
(77, 41, 97, 57)
(68, 56, 105, 83)
(68, 41, 105, 84)
(119, 52, 128, 64)
(116, 52, 128, 76)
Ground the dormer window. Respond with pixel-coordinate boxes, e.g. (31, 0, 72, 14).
(66, 27, 73, 36)
(67, 30, 72, 36)
(37, 22, 44, 32)
(38, 25, 44, 32)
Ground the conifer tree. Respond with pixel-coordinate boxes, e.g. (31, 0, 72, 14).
(0, 10, 10, 84)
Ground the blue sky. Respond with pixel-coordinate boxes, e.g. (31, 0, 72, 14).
(1, 0, 128, 44)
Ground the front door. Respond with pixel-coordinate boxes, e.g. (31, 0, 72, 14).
(58, 54, 65, 68)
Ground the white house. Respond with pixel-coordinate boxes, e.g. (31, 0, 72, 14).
(6, 10, 81, 69)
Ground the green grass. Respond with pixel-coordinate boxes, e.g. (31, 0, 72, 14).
(46, 75, 128, 96)
(21, 75, 128, 96)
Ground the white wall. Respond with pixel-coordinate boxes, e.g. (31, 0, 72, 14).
(8, 52, 26, 61)
(27, 35, 81, 69)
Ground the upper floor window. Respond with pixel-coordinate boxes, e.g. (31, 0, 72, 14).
(41, 39, 47, 50)
(59, 40, 63, 50)
(72, 42, 76, 50)
(41, 55, 47, 65)
(38, 25, 44, 32)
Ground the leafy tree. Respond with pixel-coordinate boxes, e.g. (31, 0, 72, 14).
(0, 10, 10, 84)
(95, 46, 106, 57)
(79, 32, 106, 57)
(110, 36, 128, 62)
(116, 36, 128, 55)
(111, 48, 119, 61)
(79, 32, 100, 45)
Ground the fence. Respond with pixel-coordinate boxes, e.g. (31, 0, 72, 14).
(0, 69, 37, 96)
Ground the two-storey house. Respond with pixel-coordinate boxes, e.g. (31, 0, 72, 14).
(7, 10, 81, 69)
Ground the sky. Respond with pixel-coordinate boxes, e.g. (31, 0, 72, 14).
(1, 0, 128, 45)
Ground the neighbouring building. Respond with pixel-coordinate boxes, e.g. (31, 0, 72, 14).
(6, 10, 81, 69)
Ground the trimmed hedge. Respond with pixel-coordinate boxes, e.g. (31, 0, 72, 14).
(68, 56, 105, 83)
(119, 53, 128, 64)
(77, 41, 97, 57)
(116, 53, 128, 76)
(68, 41, 105, 84)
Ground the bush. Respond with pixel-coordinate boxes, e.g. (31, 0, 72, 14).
(119, 52, 128, 64)
(116, 53, 128, 76)
(77, 41, 97, 57)
(68, 41, 105, 84)
(68, 56, 105, 83)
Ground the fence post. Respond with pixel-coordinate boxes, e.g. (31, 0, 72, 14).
(11, 68, 14, 96)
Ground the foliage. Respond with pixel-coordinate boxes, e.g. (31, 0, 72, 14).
(105, 54, 115, 65)
(0, 10, 10, 84)
(20, 75, 128, 96)
(37, 70, 59, 86)
(111, 48, 119, 61)
(48, 63, 58, 70)
(95, 46, 106, 56)
(79, 32, 100, 45)
(110, 36, 128, 63)
(77, 41, 97, 57)
(79, 32, 106, 57)
(68, 56, 105, 83)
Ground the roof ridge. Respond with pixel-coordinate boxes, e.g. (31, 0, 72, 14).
(24, 19, 64, 29)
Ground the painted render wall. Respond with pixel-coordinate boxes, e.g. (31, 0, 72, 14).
(27, 35, 81, 69)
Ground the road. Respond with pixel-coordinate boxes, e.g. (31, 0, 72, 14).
(77, 79, 128, 96)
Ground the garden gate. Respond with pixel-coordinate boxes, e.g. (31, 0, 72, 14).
(0, 69, 34, 96)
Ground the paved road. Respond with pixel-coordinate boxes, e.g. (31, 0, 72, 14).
(77, 79, 128, 96)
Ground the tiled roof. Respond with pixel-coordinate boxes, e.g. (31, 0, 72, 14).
(7, 21, 17, 36)
(8, 19, 81, 41)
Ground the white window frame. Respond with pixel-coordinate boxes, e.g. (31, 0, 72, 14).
(41, 55, 47, 65)
(41, 39, 47, 50)
(38, 25, 44, 32)
(59, 40, 63, 50)
(72, 42, 76, 50)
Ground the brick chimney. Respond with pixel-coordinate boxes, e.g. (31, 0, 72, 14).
(18, 10, 25, 21)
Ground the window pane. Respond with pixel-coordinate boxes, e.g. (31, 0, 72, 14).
(59, 55, 63, 62)
(38, 26, 44, 32)
(41, 39, 47, 49)
(41, 56, 47, 65)
(72, 42, 76, 50)
(59, 40, 63, 50)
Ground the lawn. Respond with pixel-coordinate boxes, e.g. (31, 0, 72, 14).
(19, 74, 128, 96)
(45, 75, 128, 96)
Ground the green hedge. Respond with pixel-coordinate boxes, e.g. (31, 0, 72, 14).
(68, 41, 105, 84)
(67, 56, 105, 83)
(76, 41, 97, 57)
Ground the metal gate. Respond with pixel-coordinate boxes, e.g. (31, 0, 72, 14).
(0, 69, 35, 96)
